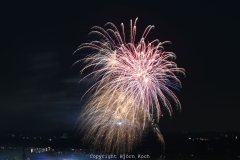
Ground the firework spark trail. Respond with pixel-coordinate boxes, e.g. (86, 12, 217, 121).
(75, 18, 185, 153)
(79, 89, 148, 153)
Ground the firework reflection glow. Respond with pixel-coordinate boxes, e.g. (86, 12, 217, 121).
(75, 18, 185, 154)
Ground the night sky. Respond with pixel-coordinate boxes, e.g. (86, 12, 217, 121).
(0, 1, 240, 132)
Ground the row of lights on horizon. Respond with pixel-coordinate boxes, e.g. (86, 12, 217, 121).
(188, 135, 238, 141)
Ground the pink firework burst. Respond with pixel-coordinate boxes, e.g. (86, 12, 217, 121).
(74, 17, 185, 125)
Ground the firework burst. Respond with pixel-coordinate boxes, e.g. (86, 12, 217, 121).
(75, 18, 185, 153)
(79, 89, 148, 153)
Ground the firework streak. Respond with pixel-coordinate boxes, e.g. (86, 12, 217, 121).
(74, 18, 185, 154)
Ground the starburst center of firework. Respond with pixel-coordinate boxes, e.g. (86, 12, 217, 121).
(114, 115, 124, 125)
(117, 122, 122, 125)
(109, 59, 117, 65)
(136, 70, 149, 83)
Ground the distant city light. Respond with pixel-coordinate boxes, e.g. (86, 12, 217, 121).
(199, 137, 209, 141)
(0, 131, 239, 158)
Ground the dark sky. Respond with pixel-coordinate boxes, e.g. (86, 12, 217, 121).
(0, 1, 239, 132)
